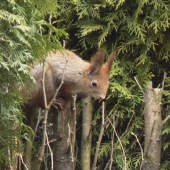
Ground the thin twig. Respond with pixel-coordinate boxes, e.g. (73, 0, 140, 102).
(162, 72, 167, 89)
(68, 123, 74, 164)
(109, 120, 127, 170)
(92, 110, 117, 170)
(72, 94, 77, 169)
(163, 114, 170, 125)
(110, 116, 115, 170)
(92, 101, 105, 170)
(49, 13, 52, 38)
(114, 111, 135, 149)
(134, 76, 145, 95)
(19, 153, 29, 170)
(8, 148, 12, 170)
(131, 132, 144, 170)
(48, 52, 68, 109)
(104, 159, 111, 170)
(35, 52, 49, 170)
(119, 111, 135, 141)
(104, 111, 117, 126)
(45, 131, 53, 170)
(33, 108, 43, 142)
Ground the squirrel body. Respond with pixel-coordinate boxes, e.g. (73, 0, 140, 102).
(21, 49, 116, 108)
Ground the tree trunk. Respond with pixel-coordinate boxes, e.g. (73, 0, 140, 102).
(143, 88, 162, 170)
(24, 108, 35, 170)
(53, 101, 75, 170)
(81, 96, 93, 170)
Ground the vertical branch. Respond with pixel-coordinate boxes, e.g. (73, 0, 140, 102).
(109, 116, 115, 170)
(72, 94, 77, 169)
(92, 101, 105, 170)
(35, 57, 49, 170)
(109, 119, 127, 170)
(33, 108, 43, 142)
(81, 96, 93, 170)
(45, 131, 53, 170)
(19, 154, 29, 170)
(131, 132, 144, 170)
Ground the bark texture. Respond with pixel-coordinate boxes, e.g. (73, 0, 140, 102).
(81, 96, 93, 170)
(143, 88, 162, 170)
(53, 101, 74, 170)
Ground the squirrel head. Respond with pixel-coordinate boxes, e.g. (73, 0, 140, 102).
(83, 49, 116, 100)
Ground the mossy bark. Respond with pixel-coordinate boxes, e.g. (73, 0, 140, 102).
(143, 88, 162, 170)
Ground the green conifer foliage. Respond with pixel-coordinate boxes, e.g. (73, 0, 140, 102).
(56, 0, 170, 169)
(0, 0, 67, 166)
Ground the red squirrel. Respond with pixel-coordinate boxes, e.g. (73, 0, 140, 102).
(21, 49, 116, 108)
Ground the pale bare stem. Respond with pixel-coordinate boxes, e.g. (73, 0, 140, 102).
(109, 120, 127, 170)
(119, 111, 135, 141)
(42, 58, 48, 109)
(162, 72, 167, 89)
(163, 114, 170, 125)
(101, 112, 118, 170)
(49, 13, 52, 38)
(8, 148, 12, 170)
(43, 154, 47, 170)
(72, 94, 77, 169)
(114, 111, 135, 150)
(45, 131, 53, 170)
(104, 111, 117, 126)
(104, 159, 111, 170)
(48, 52, 68, 109)
(19, 153, 29, 170)
(134, 76, 145, 95)
(131, 132, 144, 170)
(40, 29, 43, 35)
(33, 108, 43, 142)
(109, 116, 115, 170)
(35, 56, 48, 170)
(92, 101, 105, 170)
(68, 123, 74, 164)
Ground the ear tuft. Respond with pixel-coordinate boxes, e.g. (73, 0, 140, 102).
(87, 48, 106, 75)
(105, 49, 116, 73)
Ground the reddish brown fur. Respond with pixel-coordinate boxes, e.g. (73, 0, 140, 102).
(21, 49, 116, 109)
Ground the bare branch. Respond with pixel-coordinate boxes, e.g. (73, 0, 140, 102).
(110, 116, 115, 170)
(163, 114, 170, 125)
(119, 111, 135, 141)
(134, 76, 145, 95)
(19, 153, 29, 170)
(48, 51, 68, 109)
(33, 108, 43, 142)
(131, 132, 144, 170)
(45, 131, 53, 170)
(162, 72, 167, 89)
(92, 101, 105, 170)
(109, 120, 127, 170)
(72, 94, 77, 169)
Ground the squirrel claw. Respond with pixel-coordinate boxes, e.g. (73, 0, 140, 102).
(52, 98, 64, 110)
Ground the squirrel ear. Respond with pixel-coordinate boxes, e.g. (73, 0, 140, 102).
(104, 49, 116, 73)
(87, 49, 106, 75)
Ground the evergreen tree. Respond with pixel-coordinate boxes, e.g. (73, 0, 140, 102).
(56, 0, 170, 169)
(0, 0, 66, 167)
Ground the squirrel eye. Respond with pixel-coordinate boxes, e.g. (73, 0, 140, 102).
(91, 80, 98, 87)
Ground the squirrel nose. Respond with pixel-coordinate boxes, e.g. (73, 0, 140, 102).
(100, 94, 106, 100)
